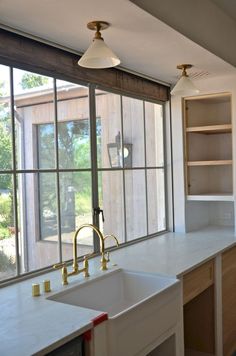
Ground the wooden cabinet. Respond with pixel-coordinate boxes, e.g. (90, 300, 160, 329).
(183, 260, 215, 355)
(183, 93, 232, 201)
(183, 260, 214, 305)
(222, 245, 236, 356)
(183, 93, 235, 232)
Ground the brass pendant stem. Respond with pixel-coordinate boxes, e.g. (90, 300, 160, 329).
(177, 64, 193, 77)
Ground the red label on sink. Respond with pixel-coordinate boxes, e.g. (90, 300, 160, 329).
(92, 312, 108, 327)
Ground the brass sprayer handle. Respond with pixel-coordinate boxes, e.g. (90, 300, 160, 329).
(53, 262, 67, 269)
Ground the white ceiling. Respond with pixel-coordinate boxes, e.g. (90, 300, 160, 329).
(0, 0, 235, 84)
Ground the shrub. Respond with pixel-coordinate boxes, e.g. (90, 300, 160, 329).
(0, 193, 13, 229)
(0, 249, 15, 272)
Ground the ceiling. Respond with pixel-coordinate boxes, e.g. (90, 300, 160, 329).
(0, 0, 235, 85)
(211, 0, 236, 22)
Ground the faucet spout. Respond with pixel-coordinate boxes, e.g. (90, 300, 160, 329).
(104, 234, 119, 247)
(73, 223, 107, 271)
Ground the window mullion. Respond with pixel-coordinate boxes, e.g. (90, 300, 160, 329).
(53, 78, 62, 262)
(89, 84, 100, 253)
(143, 101, 149, 236)
(120, 95, 127, 243)
(10, 66, 20, 275)
(162, 104, 169, 230)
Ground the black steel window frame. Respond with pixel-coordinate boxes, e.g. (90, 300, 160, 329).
(0, 65, 168, 284)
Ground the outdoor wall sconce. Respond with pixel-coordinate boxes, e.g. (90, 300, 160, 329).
(107, 132, 132, 168)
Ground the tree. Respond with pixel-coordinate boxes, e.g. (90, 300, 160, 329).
(0, 80, 12, 190)
(0, 124, 12, 189)
(0, 80, 13, 239)
(20, 73, 49, 89)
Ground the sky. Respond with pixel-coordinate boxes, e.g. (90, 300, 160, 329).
(0, 64, 78, 97)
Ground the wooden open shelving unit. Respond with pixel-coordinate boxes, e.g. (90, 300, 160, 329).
(187, 160, 232, 167)
(186, 123, 232, 134)
(183, 93, 233, 201)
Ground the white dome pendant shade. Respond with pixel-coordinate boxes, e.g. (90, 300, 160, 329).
(171, 64, 199, 96)
(78, 21, 120, 69)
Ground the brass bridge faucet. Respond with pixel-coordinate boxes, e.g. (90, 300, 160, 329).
(53, 224, 108, 285)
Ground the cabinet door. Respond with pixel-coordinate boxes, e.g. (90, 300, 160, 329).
(183, 260, 215, 354)
(183, 260, 214, 305)
(222, 245, 236, 356)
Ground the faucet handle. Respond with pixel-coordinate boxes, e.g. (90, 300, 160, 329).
(105, 252, 110, 263)
(53, 262, 68, 285)
(83, 256, 90, 278)
(53, 262, 67, 269)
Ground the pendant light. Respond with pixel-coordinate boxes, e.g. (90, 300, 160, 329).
(78, 21, 120, 69)
(171, 64, 199, 96)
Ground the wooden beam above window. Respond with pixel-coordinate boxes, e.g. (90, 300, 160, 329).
(0, 29, 169, 102)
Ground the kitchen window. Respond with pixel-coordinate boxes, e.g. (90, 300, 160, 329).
(0, 64, 167, 283)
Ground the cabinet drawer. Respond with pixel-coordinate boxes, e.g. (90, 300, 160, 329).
(183, 260, 214, 305)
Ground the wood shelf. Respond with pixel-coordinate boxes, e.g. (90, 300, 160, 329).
(187, 160, 232, 166)
(187, 194, 234, 202)
(186, 124, 232, 134)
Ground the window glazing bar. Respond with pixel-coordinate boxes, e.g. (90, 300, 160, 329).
(10, 66, 20, 275)
(120, 95, 127, 243)
(143, 101, 149, 236)
(53, 78, 62, 262)
(163, 104, 169, 230)
(89, 84, 100, 253)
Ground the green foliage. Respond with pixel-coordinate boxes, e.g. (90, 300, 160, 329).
(0, 194, 13, 237)
(0, 124, 12, 189)
(75, 192, 91, 215)
(20, 73, 49, 89)
(0, 78, 13, 239)
(0, 78, 12, 189)
(0, 227, 10, 240)
(0, 249, 15, 271)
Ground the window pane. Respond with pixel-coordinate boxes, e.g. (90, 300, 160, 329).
(13, 69, 54, 169)
(37, 123, 55, 168)
(95, 90, 122, 168)
(147, 169, 166, 233)
(18, 173, 59, 272)
(57, 81, 91, 169)
(125, 170, 147, 241)
(38, 173, 58, 240)
(98, 171, 125, 245)
(0, 174, 16, 280)
(0, 65, 12, 170)
(145, 102, 164, 167)
(60, 172, 93, 261)
(123, 96, 145, 167)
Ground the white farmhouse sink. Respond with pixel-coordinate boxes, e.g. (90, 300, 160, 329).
(48, 269, 181, 356)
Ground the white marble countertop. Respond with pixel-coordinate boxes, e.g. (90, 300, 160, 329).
(0, 226, 236, 356)
(108, 226, 236, 277)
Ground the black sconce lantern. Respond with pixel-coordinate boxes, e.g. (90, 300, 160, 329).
(107, 132, 132, 168)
